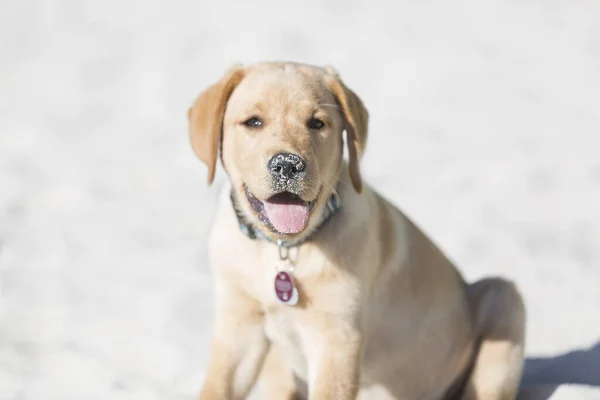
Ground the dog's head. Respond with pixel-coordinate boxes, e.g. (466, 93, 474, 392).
(188, 62, 368, 242)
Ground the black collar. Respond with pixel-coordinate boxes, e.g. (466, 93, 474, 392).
(231, 190, 342, 248)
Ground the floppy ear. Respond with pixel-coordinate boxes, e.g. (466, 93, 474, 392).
(188, 66, 245, 185)
(326, 69, 369, 193)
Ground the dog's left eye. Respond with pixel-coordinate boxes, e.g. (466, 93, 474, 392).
(308, 118, 325, 130)
(243, 117, 263, 128)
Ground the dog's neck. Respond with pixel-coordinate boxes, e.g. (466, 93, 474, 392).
(230, 189, 342, 248)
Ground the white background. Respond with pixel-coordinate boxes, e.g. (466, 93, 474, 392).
(0, 0, 599, 398)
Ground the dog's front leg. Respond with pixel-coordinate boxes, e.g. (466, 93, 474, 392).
(308, 324, 362, 400)
(199, 278, 269, 400)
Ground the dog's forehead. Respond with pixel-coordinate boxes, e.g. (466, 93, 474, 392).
(230, 64, 334, 110)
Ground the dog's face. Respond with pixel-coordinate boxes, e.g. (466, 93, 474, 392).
(222, 66, 347, 237)
(188, 62, 368, 242)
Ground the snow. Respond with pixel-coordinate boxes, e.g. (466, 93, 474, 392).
(0, 0, 599, 398)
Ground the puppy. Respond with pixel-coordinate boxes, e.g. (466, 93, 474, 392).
(188, 62, 525, 400)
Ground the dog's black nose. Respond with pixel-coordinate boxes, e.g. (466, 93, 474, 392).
(268, 153, 306, 180)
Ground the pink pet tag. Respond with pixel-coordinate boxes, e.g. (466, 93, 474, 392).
(274, 241, 299, 306)
(274, 269, 299, 305)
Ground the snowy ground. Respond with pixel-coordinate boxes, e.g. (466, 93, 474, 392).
(1, 0, 599, 399)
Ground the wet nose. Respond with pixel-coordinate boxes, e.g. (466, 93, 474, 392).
(268, 153, 306, 180)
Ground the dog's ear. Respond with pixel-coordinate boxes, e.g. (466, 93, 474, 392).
(325, 67, 369, 193)
(188, 66, 246, 185)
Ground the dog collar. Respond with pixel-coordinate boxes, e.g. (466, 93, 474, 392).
(230, 190, 341, 248)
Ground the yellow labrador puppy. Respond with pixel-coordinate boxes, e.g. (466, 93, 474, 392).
(188, 62, 525, 400)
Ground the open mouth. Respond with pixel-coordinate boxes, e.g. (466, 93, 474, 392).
(244, 186, 317, 235)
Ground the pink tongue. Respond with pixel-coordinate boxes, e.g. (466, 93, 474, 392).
(263, 201, 309, 234)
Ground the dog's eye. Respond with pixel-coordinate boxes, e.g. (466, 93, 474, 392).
(308, 118, 325, 130)
(243, 117, 263, 128)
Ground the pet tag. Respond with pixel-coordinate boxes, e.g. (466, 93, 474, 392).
(274, 268, 299, 306)
(275, 241, 299, 306)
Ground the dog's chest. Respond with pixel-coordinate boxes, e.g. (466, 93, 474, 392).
(264, 306, 309, 378)
(230, 241, 330, 378)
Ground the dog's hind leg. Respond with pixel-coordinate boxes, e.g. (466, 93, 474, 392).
(461, 278, 526, 400)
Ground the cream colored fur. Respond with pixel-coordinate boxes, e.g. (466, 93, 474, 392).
(188, 62, 526, 400)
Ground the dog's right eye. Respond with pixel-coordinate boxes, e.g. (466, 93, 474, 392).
(243, 117, 263, 128)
